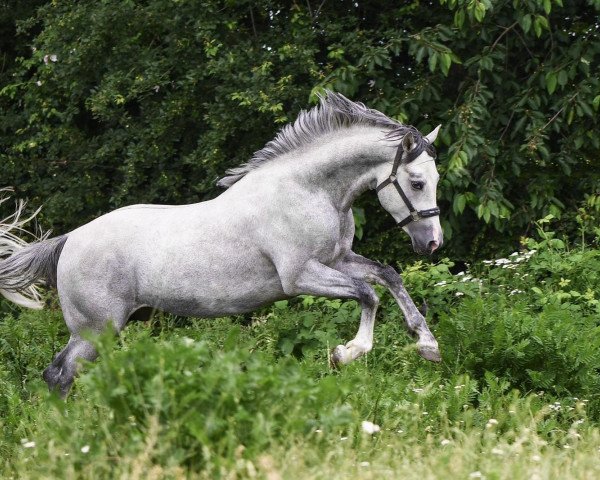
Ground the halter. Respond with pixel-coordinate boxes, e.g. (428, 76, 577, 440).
(375, 141, 441, 228)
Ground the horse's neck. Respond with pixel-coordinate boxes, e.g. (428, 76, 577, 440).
(283, 127, 392, 211)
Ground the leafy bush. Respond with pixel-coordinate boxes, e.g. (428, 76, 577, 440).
(1, 226, 600, 476)
(81, 331, 353, 468)
(1, 0, 599, 261)
(262, 227, 600, 419)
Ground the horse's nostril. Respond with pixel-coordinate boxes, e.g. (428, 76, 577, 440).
(428, 240, 439, 253)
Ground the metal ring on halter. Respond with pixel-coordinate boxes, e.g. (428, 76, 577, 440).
(375, 142, 440, 227)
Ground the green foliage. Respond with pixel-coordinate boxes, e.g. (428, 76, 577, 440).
(0, 0, 598, 261)
(275, 296, 361, 357)
(1, 236, 600, 476)
(264, 228, 600, 414)
(78, 332, 353, 470)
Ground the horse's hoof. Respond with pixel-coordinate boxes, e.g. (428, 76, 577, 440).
(330, 345, 350, 367)
(418, 344, 441, 363)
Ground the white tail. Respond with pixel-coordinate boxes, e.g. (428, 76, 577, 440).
(0, 188, 48, 309)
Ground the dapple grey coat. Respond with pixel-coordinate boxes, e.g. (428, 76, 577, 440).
(0, 92, 443, 397)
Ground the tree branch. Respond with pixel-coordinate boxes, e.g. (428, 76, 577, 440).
(539, 92, 579, 133)
(490, 21, 518, 52)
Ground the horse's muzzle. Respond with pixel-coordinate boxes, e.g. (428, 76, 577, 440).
(408, 223, 443, 255)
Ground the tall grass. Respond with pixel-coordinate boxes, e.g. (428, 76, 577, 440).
(1, 232, 599, 478)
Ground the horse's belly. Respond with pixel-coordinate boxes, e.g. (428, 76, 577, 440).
(135, 245, 286, 317)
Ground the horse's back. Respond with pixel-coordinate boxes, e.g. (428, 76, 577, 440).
(56, 201, 286, 317)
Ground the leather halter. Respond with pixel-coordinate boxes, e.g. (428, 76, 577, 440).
(375, 142, 441, 228)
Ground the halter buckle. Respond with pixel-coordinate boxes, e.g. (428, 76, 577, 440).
(389, 174, 397, 183)
(411, 211, 420, 222)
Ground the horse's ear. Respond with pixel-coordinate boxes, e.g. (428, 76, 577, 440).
(402, 132, 415, 153)
(425, 124, 441, 144)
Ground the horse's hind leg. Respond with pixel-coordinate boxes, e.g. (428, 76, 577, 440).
(43, 334, 98, 398)
(44, 295, 131, 398)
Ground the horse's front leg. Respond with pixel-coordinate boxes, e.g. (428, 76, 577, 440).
(279, 259, 379, 365)
(335, 251, 441, 363)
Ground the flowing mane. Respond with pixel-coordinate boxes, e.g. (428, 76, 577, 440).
(216, 91, 431, 188)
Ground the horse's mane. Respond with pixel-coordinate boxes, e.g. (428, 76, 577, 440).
(217, 91, 431, 188)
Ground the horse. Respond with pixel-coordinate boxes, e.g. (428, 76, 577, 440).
(0, 92, 443, 397)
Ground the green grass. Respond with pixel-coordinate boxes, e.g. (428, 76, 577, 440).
(1, 240, 600, 478)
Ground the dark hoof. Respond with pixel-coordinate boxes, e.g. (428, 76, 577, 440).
(43, 364, 73, 399)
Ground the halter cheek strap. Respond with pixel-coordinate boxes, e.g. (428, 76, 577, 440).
(375, 143, 440, 227)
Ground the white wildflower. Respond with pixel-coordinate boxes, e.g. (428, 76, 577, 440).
(494, 258, 511, 265)
(81, 445, 90, 453)
(469, 471, 484, 478)
(486, 419, 498, 428)
(491, 447, 504, 455)
(455, 292, 464, 297)
(412, 388, 424, 394)
(456, 271, 465, 276)
(531, 454, 541, 462)
(434, 280, 447, 287)
(440, 439, 451, 446)
(359, 461, 370, 467)
(21, 440, 36, 448)
(361, 421, 381, 435)
(340, 436, 348, 441)
(36, 80, 42, 86)
(181, 337, 195, 347)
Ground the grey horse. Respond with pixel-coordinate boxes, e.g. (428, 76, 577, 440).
(0, 92, 443, 397)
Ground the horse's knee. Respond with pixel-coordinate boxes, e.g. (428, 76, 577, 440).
(354, 280, 379, 309)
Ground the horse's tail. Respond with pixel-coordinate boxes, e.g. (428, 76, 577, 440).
(0, 189, 67, 309)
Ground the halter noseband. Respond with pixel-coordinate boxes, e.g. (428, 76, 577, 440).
(375, 141, 440, 228)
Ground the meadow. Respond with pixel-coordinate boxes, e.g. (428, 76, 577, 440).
(1, 224, 599, 479)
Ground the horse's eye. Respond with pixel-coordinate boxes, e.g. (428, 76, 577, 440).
(411, 181, 425, 190)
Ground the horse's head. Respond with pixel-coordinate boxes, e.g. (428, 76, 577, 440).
(375, 125, 443, 255)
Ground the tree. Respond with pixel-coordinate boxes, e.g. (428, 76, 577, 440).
(1, 0, 598, 261)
